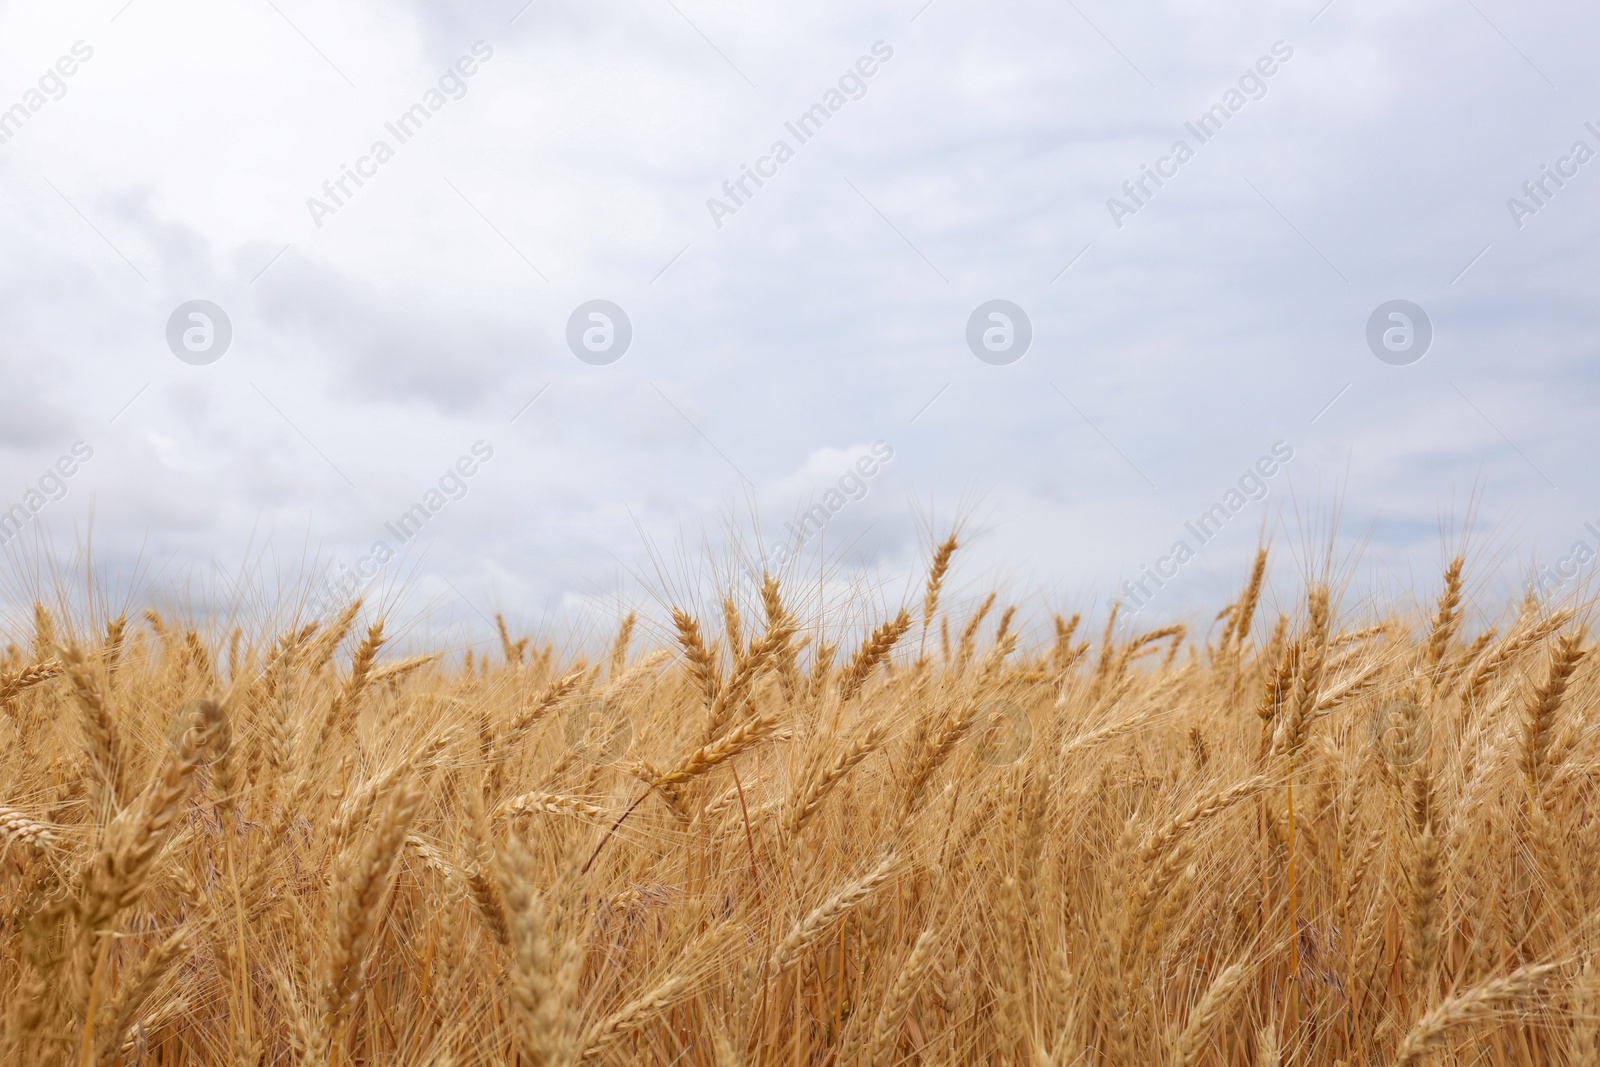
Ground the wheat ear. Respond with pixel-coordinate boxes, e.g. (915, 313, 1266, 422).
(1232, 548, 1269, 652)
(672, 608, 721, 709)
(1176, 960, 1252, 1067)
(922, 534, 959, 633)
(61, 643, 125, 810)
(954, 593, 997, 673)
(701, 623, 789, 744)
(463, 790, 510, 947)
(608, 611, 636, 678)
(766, 854, 897, 982)
(1392, 962, 1561, 1066)
(321, 777, 422, 1046)
(0, 658, 61, 710)
(78, 699, 220, 931)
(657, 714, 778, 787)
(583, 930, 728, 1066)
(303, 600, 361, 676)
(99, 926, 190, 1054)
(1521, 633, 1585, 797)
(839, 609, 913, 702)
(499, 834, 582, 1067)
(327, 619, 386, 743)
(783, 722, 886, 841)
(496, 613, 527, 665)
(866, 928, 939, 1067)
(497, 791, 608, 820)
(1424, 556, 1465, 684)
(0, 806, 59, 854)
(1461, 607, 1574, 713)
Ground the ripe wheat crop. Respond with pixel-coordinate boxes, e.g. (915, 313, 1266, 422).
(3, 542, 1599, 1065)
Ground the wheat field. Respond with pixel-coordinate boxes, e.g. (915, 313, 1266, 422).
(2, 539, 1597, 1065)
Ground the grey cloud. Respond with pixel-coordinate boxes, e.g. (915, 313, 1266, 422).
(254, 259, 546, 411)
(0, 352, 74, 447)
(2, 0, 1600, 632)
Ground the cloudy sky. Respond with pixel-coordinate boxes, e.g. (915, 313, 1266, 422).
(1, 0, 1597, 646)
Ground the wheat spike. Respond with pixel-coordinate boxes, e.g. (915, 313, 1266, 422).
(783, 722, 886, 840)
(1176, 960, 1252, 1067)
(0, 658, 61, 709)
(866, 928, 939, 1067)
(608, 612, 636, 678)
(61, 643, 125, 809)
(672, 608, 721, 709)
(497, 791, 608, 820)
(658, 714, 778, 787)
(1521, 633, 1586, 798)
(767, 854, 897, 982)
(304, 600, 362, 676)
(78, 698, 220, 931)
(499, 835, 581, 1067)
(322, 777, 422, 1045)
(1393, 962, 1561, 1066)
(1425, 556, 1465, 684)
(839, 609, 913, 702)
(0, 806, 59, 853)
